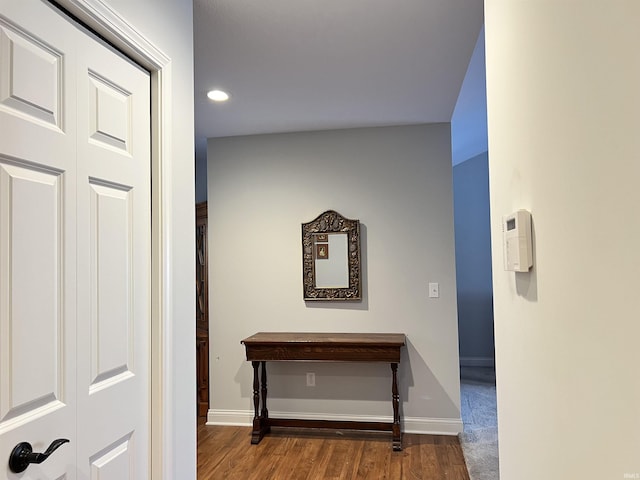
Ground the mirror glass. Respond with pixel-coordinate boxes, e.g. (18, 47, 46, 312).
(314, 232, 348, 288)
(302, 210, 361, 301)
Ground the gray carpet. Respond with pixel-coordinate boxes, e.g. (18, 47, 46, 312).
(460, 367, 499, 480)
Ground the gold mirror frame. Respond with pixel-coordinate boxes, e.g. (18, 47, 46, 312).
(302, 210, 361, 301)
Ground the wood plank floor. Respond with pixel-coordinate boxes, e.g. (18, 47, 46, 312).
(198, 421, 470, 480)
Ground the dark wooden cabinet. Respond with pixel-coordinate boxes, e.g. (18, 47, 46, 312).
(196, 202, 209, 418)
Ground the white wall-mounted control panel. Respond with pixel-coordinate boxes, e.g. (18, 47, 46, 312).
(502, 209, 533, 272)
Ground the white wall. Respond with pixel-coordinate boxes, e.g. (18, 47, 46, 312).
(485, 2, 640, 478)
(99, 1, 196, 478)
(207, 124, 462, 433)
(453, 152, 494, 365)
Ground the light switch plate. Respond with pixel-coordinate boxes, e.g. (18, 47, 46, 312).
(428, 282, 439, 298)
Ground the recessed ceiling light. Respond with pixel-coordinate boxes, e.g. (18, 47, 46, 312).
(207, 89, 229, 102)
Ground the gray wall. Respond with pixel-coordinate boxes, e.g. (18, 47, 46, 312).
(207, 124, 463, 433)
(453, 152, 494, 364)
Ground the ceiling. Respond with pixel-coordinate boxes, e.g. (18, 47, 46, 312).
(193, 0, 485, 160)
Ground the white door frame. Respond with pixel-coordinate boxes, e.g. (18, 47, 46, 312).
(51, 1, 174, 478)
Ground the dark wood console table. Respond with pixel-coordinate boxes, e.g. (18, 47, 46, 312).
(240, 332, 406, 451)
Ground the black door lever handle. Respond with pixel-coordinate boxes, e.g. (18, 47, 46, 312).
(8, 438, 69, 473)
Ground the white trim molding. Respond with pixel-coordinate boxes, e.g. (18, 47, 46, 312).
(207, 409, 254, 427)
(402, 416, 463, 435)
(52, 0, 170, 69)
(208, 409, 463, 436)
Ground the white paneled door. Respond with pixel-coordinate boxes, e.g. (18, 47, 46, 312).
(0, 1, 151, 479)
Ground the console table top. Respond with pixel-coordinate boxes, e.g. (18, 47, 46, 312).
(241, 332, 406, 346)
(241, 332, 406, 362)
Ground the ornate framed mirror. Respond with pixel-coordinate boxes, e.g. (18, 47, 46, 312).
(302, 210, 361, 301)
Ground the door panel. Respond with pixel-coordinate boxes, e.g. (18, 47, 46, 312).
(76, 15, 150, 480)
(89, 433, 133, 480)
(0, 1, 150, 478)
(88, 181, 134, 389)
(0, 3, 77, 479)
(0, 161, 64, 423)
(87, 71, 132, 154)
(0, 17, 63, 129)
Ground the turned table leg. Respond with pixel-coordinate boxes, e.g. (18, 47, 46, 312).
(260, 361, 269, 420)
(250, 361, 270, 444)
(391, 362, 402, 451)
(251, 361, 262, 444)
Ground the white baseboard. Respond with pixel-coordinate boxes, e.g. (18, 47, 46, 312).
(460, 356, 495, 367)
(403, 416, 463, 435)
(207, 409, 462, 436)
(207, 409, 252, 426)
